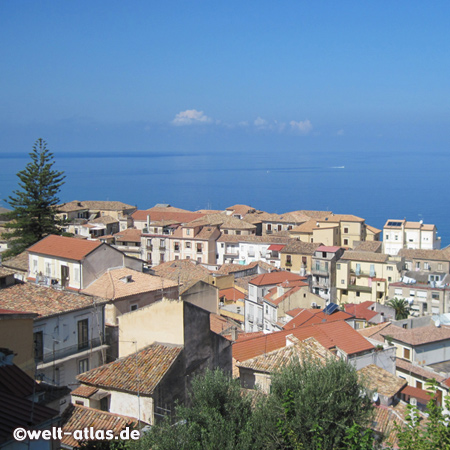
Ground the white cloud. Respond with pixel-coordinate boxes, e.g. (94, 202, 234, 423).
(289, 119, 313, 135)
(254, 117, 268, 128)
(171, 109, 212, 126)
(337, 129, 344, 136)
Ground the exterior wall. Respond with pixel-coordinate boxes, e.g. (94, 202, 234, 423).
(34, 305, 106, 388)
(109, 390, 154, 424)
(183, 301, 232, 376)
(347, 346, 396, 373)
(82, 246, 127, 289)
(384, 224, 440, 255)
(206, 273, 234, 290)
(181, 281, 219, 314)
(239, 367, 271, 393)
(105, 286, 179, 325)
(402, 257, 450, 274)
(336, 259, 402, 304)
(118, 299, 185, 357)
(0, 316, 35, 376)
(313, 227, 339, 246)
(217, 241, 239, 264)
(339, 221, 364, 247)
(280, 253, 313, 275)
(389, 284, 450, 316)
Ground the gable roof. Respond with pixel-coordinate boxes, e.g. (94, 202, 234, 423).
(114, 228, 142, 243)
(249, 271, 306, 287)
(344, 302, 379, 321)
(28, 235, 102, 260)
(61, 404, 138, 447)
(1, 251, 29, 272)
(283, 308, 354, 329)
(0, 283, 106, 319)
(219, 287, 245, 302)
(59, 200, 135, 212)
(132, 209, 204, 223)
(380, 323, 450, 346)
(237, 337, 335, 373)
(340, 250, 389, 263)
(82, 268, 178, 300)
(352, 241, 383, 253)
(398, 248, 449, 261)
(233, 321, 373, 362)
(77, 343, 182, 395)
(358, 364, 407, 398)
(280, 241, 322, 255)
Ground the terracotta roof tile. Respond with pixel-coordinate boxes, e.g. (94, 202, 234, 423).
(0, 283, 106, 318)
(132, 209, 205, 223)
(71, 385, 98, 398)
(233, 321, 373, 361)
(61, 404, 138, 447)
(60, 200, 135, 213)
(395, 358, 446, 383)
(77, 343, 182, 394)
(398, 248, 449, 261)
(1, 251, 29, 272)
(358, 364, 407, 398)
(341, 250, 389, 263)
(237, 337, 335, 373)
(284, 309, 353, 329)
(344, 302, 379, 321)
(28, 235, 102, 260)
(352, 241, 383, 253)
(90, 215, 118, 225)
(357, 322, 391, 342)
(249, 271, 306, 287)
(82, 268, 178, 300)
(366, 224, 382, 234)
(280, 241, 322, 254)
(219, 287, 245, 302)
(114, 228, 142, 243)
(380, 323, 450, 346)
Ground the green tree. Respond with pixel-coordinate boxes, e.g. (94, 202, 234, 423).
(3, 139, 65, 257)
(396, 379, 450, 450)
(134, 368, 256, 450)
(386, 297, 410, 320)
(259, 356, 374, 450)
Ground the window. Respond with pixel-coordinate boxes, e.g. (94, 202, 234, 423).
(278, 225, 282, 231)
(403, 348, 411, 359)
(45, 261, 52, 277)
(224, 230, 228, 234)
(186, 229, 191, 235)
(34, 331, 43, 362)
(32, 258, 38, 274)
(286, 255, 292, 264)
(424, 262, 430, 270)
(78, 358, 89, 374)
(416, 262, 420, 269)
(236, 230, 241, 235)
(130, 304, 138, 311)
(196, 243, 202, 253)
(385, 234, 389, 240)
(267, 224, 272, 231)
(410, 290, 415, 297)
(341, 280, 345, 284)
(416, 381, 423, 389)
(388, 277, 392, 282)
(77, 319, 89, 350)
(74, 267, 80, 283)
(438, 263, 443, 271)
(343, 239, 349, 245)
(265, 305, 268, 314)
(185, 242, 191, 248)
(395, 235, 398, 240)
(344, 227, 349, 234)
(432, 292, 440, 300)
(174, 242, 180, 251)
(160, 253, 165, 263)
(387, 266, 393, 271)
(337, 263, 341, 270)
(423, 303, 428, 312)
(160, 239, 165, 249)
(356, 292, 360, 297)
(221, 243, 224, 248)
(197, 257, 202, 263)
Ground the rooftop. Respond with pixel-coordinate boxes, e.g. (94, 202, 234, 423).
(352, 241, 383, 253)
(341, 250, 389, 263)
(82, 267, 178, 300)
(132, 209, 204, 223)
(249, 271, 306, 287)
(114, 228, 142, 243)
(284, 308, 354, 329)
(280, 241, 322, 255)
(59, 200, 136, 212)
(233, 320, 374, 362)
(77, 343, 182, 394)
(61, 404, 138, 447)
(358, 364, 407, 398)
(380, 323, 450, 346)
(0, 283, 106, 319)
(28, 235, 102, 261)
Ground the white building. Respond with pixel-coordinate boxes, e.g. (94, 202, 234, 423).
(383, 220, 441, 256)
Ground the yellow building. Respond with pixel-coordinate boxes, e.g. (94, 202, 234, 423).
(280, 241, 322, 275)
(336, 251, 403, 304)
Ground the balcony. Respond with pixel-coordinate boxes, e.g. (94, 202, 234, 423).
(196, 248, 203, 254)
(311, 267, 329, 275)
(285, 261, 292, 267)
(37, 337, 104, 365)
(146, 244, 153, 251)
(159, 246, 166, 251)
(174, 247, 180, 252)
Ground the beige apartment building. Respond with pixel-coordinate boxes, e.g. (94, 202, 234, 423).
(336, 251, 403, 304)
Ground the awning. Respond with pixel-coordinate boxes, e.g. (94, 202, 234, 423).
(268, 244, 285, 251)
(401, 385, 431, 402)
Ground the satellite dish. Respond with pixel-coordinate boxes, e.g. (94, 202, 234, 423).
(372, 392, 379, 403)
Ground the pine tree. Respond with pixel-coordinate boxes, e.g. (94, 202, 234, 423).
(3, 139, 65, 257)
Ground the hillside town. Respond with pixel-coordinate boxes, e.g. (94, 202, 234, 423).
(1, 201, 449, 448)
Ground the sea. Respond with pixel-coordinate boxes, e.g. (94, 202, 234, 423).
(1, 148, 449, 247)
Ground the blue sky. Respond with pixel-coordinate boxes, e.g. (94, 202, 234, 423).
(1, 1, 450, 154)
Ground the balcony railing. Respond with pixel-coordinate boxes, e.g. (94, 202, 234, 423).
(159, 246, 166, 251)
(146, 245, 153, 251)
(37, 337, 103, 365)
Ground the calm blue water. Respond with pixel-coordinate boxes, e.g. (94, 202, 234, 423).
(1, 149, 449, 247)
